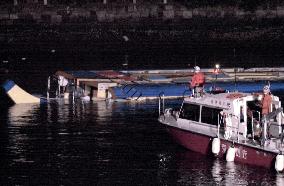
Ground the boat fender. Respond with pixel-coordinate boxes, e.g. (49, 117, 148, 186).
(226, 146, 236, 162)
(212, 138, 221, 155)
(275, 154, 284, 172)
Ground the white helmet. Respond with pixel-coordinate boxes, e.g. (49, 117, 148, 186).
(263, 85, 270, 94)
(194, 66, 200, 72)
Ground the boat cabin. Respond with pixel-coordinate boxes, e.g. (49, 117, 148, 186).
(179, 92, 282, 140)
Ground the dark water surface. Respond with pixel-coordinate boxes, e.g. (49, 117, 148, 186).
(1, 33, 284, 185)
(0, 98, 284, 185)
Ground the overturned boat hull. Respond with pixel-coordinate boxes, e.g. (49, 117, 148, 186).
(2, 80, 44, 104)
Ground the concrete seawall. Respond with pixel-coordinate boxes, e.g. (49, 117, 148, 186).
(2, 3, 284, 25)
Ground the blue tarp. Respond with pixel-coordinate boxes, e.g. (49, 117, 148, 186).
(64, 71, 99, 79)
(212, 81, 284, 93)
(113, 84, 190, 99)
(111, 81, 284, 99)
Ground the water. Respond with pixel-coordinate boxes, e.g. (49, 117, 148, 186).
(0, 97, 284, 185)
(1, 28, 284, 185)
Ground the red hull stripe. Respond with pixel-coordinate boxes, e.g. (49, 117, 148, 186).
(165, 125, 278, 168)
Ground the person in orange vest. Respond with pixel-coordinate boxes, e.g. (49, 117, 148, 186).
(260, 85, 273, 144)
(190, 66, 205, 97)
(261, 85, 272, 116)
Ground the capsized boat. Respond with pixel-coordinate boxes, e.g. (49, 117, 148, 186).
(2, 80, 46, 104)
(158, 91, 284, 171)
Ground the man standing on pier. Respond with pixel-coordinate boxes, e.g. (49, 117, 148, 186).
(190, 66, 205, 97)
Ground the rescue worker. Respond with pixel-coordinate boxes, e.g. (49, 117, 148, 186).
(190, 66, 205, 97)
(261, 85, 272, 117)
(260, 85, 272, 144)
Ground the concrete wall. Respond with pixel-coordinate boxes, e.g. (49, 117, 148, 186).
(2, 3, 284, 24)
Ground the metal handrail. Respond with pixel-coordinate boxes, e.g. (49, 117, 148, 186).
(158, 91, 165, 115)
(234, 115, 240, 142)
(251, 110, 260, 141)
(221, 114, 240, 141)
(217, 114, 220, 138)
(182, 88, 191, 98)
(251, 115, 255, 141)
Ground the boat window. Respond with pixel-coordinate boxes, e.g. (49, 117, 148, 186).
(201, 106, 222, 126)
(179, 103, 200, 122)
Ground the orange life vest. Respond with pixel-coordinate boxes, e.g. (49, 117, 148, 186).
(190, 72, 205, 88)
(261, 94, 272, 115)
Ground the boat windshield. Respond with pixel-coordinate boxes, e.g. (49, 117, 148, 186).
(201, 106, 223, 126)
(179, 103, 200, 122)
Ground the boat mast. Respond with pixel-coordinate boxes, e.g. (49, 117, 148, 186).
(234, 48, 237, 92)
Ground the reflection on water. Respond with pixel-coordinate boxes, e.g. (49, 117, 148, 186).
(8, 103, 40, 125)
(175, 150, 282, 185)
(276, 173, 284, 186)
(211, 160, 250, 185)
(0, 98, 282, 185)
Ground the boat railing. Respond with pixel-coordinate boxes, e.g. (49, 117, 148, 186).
(251, 111, 260, 141)
(217, 114, 220, 138)
(182, 89, 191, 98)
(221, 114, 242, 142)
(158, 91, 165, 115)
(235, 115, 240, 142)
(262, 108, 284, 144)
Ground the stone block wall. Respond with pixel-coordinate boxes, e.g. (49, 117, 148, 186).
(1, 3, 284, 25)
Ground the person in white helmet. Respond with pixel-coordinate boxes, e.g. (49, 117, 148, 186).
(190, 66, 205, 97)
(259, 85, 273, 144)
(261, 85, 272, 116)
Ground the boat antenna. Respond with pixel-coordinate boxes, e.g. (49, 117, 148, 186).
(267, 81, 270, 88)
